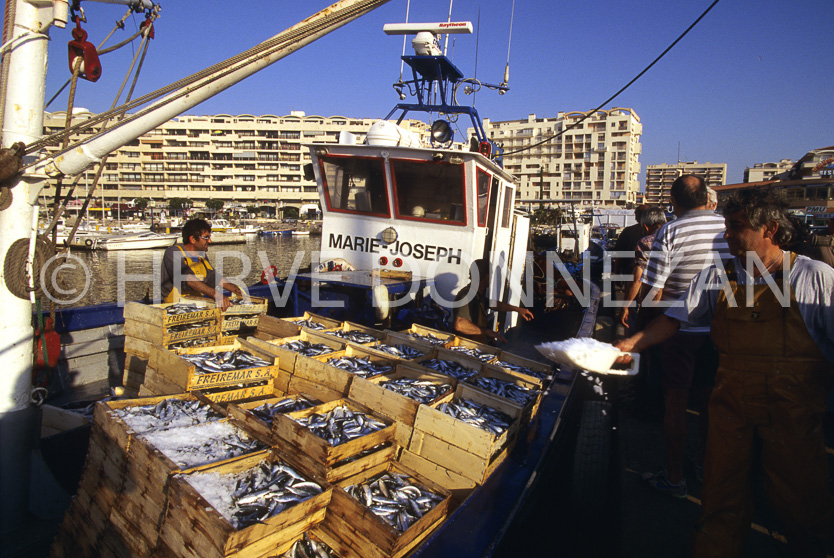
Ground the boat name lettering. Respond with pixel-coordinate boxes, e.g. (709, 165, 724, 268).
(191, 367, 271, 386)
(328, 234, 461, 263)
(389, 241, 462, 264)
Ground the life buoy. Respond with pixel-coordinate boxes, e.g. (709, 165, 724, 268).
(84, 238, 93, 247)
(260, 265, 279, 284)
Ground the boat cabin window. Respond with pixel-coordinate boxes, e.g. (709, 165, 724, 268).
(476, 169, 491, 227)
(501, 184, 514, 228)
(391, 159, 466, 225)
(320, 156, 389, 216)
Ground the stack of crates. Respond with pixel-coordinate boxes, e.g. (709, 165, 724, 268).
(220, 295, 268, 344)
(122, 301, 221, 397)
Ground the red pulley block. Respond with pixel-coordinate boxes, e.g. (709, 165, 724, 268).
(68, 21, 102, 82)
(478, 141, 492, 158)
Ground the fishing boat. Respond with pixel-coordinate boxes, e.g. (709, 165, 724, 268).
(0, 2, 600, 556)
(94, 231, 179, 251)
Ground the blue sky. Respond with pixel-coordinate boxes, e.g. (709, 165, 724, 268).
(45, 0, 833, 186)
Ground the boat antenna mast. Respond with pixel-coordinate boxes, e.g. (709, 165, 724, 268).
(382, 22, 508, 162)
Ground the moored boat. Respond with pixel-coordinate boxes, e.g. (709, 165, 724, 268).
(94, 231, 179, 251)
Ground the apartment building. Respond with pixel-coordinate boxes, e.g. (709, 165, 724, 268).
(40, 111, 430, 211)
(744, 159, 795, 183)
(477, 108, 643, 208)
(644, 161, 727, 207)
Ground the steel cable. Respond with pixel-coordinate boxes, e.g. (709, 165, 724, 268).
(24, 0, 389, 162)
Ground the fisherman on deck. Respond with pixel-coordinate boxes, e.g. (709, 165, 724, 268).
(160, 218, 244, 310)
(452, 258, 533, 344)
(615, 188, 834, 557)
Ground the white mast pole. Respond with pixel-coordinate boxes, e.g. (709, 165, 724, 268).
(0, 0, 53, 535)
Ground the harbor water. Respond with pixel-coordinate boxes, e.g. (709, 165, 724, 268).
(51, 235, 320, 308)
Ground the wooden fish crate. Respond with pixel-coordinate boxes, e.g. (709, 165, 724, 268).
(444, 336, 501, 364)
(49, 417, 130, 558)
(397, 324, 455, 348)
(464, 366, 542, 421)
(222, 294, 268, 316)
(245, 330, 344, 374)
(256, 312, 342, 341)
(378, 331, 438, 356)
(397, 449, 477, 507)
(226, 394, 320, 446)
(492, 350, 553, 385)
(49, 486, 111, 558)
(125, 333, 220, 360)
(148, 338, 278, 392)
(409, 347, 485, 384)
(124, 300, 219, 328)
(271, 398, 397, 483)
(410, 383, 522, 485)
(253, 314, 301, 341)
(317, 461, 451, 558)
(296, 344, 399, 397)
(123, 354, 150, 395)
(348, 364, 455, 427)
(159, 449, 332, 558)
(320, 321, 387, 346)
(124, 315, 221, 345)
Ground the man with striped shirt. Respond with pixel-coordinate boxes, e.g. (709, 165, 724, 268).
(640, 174, 730, 497)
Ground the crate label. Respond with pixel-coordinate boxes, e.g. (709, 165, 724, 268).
(166, 325, 216, 341)
(163, 309, 216, 325)
(203, 384, 272, 403)
(190, 366, 274, 389)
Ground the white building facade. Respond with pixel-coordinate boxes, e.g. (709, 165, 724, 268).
(41, 111, 429, 212)
(477, 108, 643, 208)
(645, 161, 727, 207)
